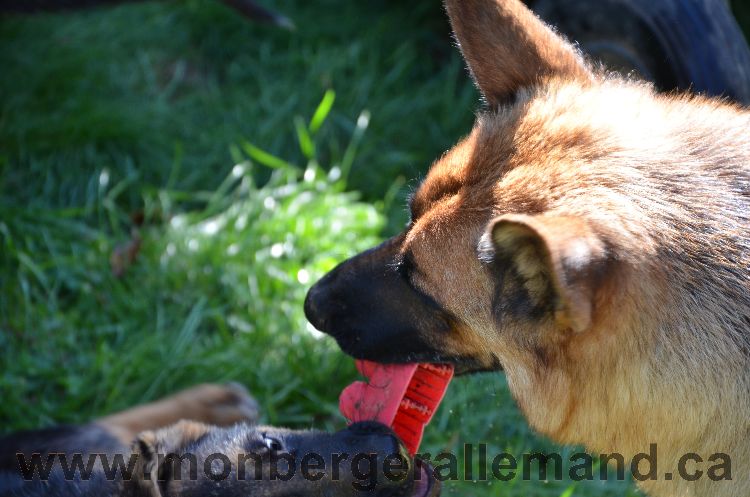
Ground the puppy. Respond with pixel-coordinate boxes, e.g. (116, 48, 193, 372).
(1, 384, 438, 496)
(304, 1, 750, 496)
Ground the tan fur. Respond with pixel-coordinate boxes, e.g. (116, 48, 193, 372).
(400, 1, 750, 496)
(130, 420, 213, 497)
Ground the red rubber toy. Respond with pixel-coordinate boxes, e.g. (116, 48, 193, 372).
(339, 360, 454, 455)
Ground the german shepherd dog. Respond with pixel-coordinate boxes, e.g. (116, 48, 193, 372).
(304, 1, 750, 496)
(1, 384, 439, 497)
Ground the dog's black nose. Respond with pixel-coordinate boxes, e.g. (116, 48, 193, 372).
(347, 421, 397, 437)
(345, 422, 404, 464)
(304, 280, 328, 332)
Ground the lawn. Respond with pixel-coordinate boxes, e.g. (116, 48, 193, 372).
(1, 1, 747, 495)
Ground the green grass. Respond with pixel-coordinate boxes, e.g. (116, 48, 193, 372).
(0, 0, 477, 233)
(9, 0, 749, 495)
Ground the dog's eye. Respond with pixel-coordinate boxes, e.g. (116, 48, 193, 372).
(262, 435, 284, 452)
(397, 251, 417, 279)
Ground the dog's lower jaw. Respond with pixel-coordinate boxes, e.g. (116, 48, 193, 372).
(332, 332, 501, 376)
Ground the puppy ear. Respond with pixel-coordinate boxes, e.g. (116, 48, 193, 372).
(444, 0, 590, 106)
(131, 421, 212, 497)
(482, 213, 608, 332)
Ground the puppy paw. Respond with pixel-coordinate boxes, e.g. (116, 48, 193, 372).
(177, 382, 261, 426)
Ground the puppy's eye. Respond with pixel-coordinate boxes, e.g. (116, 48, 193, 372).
(263, 435, 284, 452)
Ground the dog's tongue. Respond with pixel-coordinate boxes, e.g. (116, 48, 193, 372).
(339, 360, 454, 455)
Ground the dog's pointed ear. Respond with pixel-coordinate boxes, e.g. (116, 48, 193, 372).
(131, 421, 212, 497)
(444, 0, 591, 106)
(481, 213, 608, 333)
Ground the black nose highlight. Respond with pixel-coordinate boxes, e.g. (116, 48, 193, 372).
(346, 422, 404, 464)
(304, 280, 327, 331)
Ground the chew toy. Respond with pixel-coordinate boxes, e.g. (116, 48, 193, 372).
(339, 360, 454, 455)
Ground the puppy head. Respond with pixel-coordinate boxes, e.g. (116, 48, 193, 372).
(129, 420, 439, 497)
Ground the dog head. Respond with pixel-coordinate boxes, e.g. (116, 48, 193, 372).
(305, 0, 750, 466)
(304, 0, 611, 375)
(130, 420, 439, 497)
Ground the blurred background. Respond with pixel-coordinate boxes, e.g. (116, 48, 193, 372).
(1, 1, 749, 495)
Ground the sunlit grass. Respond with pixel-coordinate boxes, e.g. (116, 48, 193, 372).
(0, 93, 382, 429)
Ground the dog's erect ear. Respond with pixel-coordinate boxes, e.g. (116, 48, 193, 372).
(131, 421, 212, 497)
(444, 0, 590, 106)
(482, 213, 608, 333)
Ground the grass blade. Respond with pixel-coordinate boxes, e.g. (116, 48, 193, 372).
(241, 141, 295, 170)
(560, 485, 576, 497)
(309, 89, 336, 134)
(339, 110, 370, 182)
(294, 116, 315, 159)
